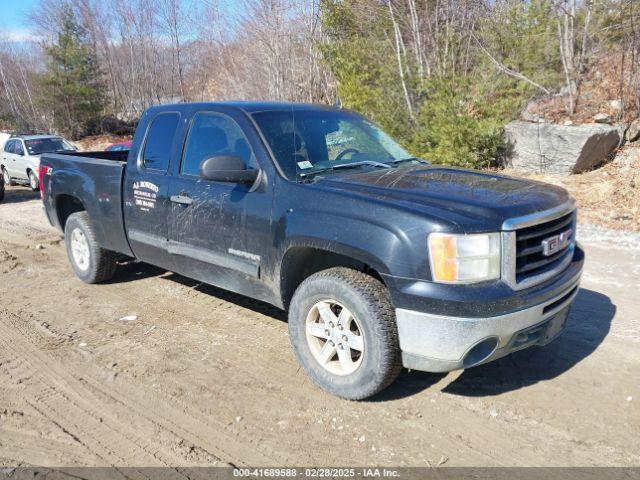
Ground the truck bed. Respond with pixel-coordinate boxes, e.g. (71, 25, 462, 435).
(56, 150, 130, 162)
(41, 150, 133, 257)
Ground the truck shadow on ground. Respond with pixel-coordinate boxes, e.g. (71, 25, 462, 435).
(375, 287, 615, 401)
(107, 260, 166, 284)
(161, 272, 289, 320)
(0, 186, 40, 204)
(109, 262, 288, 318)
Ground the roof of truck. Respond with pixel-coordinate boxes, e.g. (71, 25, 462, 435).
(150, 101, 342, 114)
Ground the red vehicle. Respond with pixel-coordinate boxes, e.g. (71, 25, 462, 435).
(105, 140, 132, 152)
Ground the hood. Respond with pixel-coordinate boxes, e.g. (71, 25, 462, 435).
(316, 165, 570, 232)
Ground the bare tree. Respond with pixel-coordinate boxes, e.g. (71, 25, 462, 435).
(555, 0, 593, 115)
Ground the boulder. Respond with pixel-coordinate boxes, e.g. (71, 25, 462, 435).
(504, 121, 620, 175)
(594, 113, 612, 124)
(625, 118, 640, 143)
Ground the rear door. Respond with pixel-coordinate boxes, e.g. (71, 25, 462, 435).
(123, 111, 182, 270)
(166, 109, 272, 296)
(2, 140, 16, 177)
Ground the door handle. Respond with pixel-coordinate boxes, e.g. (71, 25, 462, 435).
(170, 194, 193, 206)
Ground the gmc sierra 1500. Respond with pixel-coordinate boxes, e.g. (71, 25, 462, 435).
(40, 102, 584, 399)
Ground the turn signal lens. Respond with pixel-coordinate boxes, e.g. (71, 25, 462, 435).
(428, 233, 501, 283)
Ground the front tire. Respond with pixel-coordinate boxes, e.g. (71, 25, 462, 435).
(288, 267, 402, 400)
(28, 171, 39, 191)
(64, 212, 118, 283)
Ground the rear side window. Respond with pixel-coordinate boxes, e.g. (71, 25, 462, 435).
(4, 140, 15, 153)
(142, 113, 180, 171)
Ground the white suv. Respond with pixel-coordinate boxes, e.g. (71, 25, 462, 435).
(1, 135, 76, 191)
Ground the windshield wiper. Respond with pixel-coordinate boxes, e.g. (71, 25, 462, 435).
(299, 160, 390, 178)
(386, 157, 428, 165)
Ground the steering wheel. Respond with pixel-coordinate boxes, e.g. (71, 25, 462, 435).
(334, 148, 360, 162)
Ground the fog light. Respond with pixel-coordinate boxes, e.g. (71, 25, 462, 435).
(462, 337, 499, 368)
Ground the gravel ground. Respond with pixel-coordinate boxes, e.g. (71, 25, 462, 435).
(578, 223, 640, 250)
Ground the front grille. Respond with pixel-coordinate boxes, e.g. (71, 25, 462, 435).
(514, 211, 576, 284)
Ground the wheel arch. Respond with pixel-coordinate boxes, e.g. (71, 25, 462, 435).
(279, 243, 389, 310)
(55, 194, 86, 232)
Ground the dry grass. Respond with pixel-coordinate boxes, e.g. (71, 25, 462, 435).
(75, 134, 131, 152)
(503, 145, 640, 231)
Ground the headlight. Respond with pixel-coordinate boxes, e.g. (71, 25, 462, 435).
(428, 232, 501, 283)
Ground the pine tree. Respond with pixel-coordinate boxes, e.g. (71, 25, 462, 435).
(41, 4, 105, 138)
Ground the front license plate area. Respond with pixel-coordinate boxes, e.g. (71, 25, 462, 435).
(541, 305, 571, 344)
(509, 305, 571, 351)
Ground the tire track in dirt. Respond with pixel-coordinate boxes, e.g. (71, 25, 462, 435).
(5, 262, 632, 467)
(1, 245, 636, 467)
(0, 309, 276, 466)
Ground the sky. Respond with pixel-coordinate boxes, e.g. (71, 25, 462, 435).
(0, 0, 39, 41)
(0, 0, 250, 43)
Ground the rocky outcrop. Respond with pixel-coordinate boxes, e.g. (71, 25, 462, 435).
(504, 121, 620, 175)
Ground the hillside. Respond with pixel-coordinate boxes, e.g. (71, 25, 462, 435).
(505, 144, 640, 231)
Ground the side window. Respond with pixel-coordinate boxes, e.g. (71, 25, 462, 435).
(181, 112, 256, 177)
(142, 113, 180, 171)
(14, 142, 24, 156)
(4, 140, 14, 154)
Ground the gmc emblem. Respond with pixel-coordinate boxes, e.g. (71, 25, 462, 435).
(541, 229, 572, 257)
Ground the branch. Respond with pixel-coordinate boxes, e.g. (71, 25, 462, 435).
(471, 32, 551, 95)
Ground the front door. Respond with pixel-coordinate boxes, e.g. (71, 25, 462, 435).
(167, 110, 270, 297)
(12, 140, 27, 180)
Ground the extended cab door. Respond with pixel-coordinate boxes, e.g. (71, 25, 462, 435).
(166, 109, 274, 301)
(123, 111, 182, 270)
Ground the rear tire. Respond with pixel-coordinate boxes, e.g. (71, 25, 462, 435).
(28, 171, 39, 191)
(288, 267, 402, 400)
(2, 167, 13, 186)
(0, 176, 4, 202)
(64, 212, 117, 283)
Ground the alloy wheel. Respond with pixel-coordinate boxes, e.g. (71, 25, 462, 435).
(305, 299, 365, 376)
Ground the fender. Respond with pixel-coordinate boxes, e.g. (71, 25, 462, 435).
(275, 208, 419, 280)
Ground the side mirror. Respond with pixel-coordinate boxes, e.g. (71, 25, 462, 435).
(199, 155, 259, 184)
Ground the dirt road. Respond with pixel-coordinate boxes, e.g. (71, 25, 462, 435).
(0, 186, 638, 467)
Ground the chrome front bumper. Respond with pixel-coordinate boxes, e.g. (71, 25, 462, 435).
(396, 273, 581, 373)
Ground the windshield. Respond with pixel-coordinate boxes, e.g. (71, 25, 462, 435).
(251, 109, 415, 180)
(25, 137, 75, 155)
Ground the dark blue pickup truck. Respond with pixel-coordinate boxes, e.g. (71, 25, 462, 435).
(40, 102, 584, 399)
